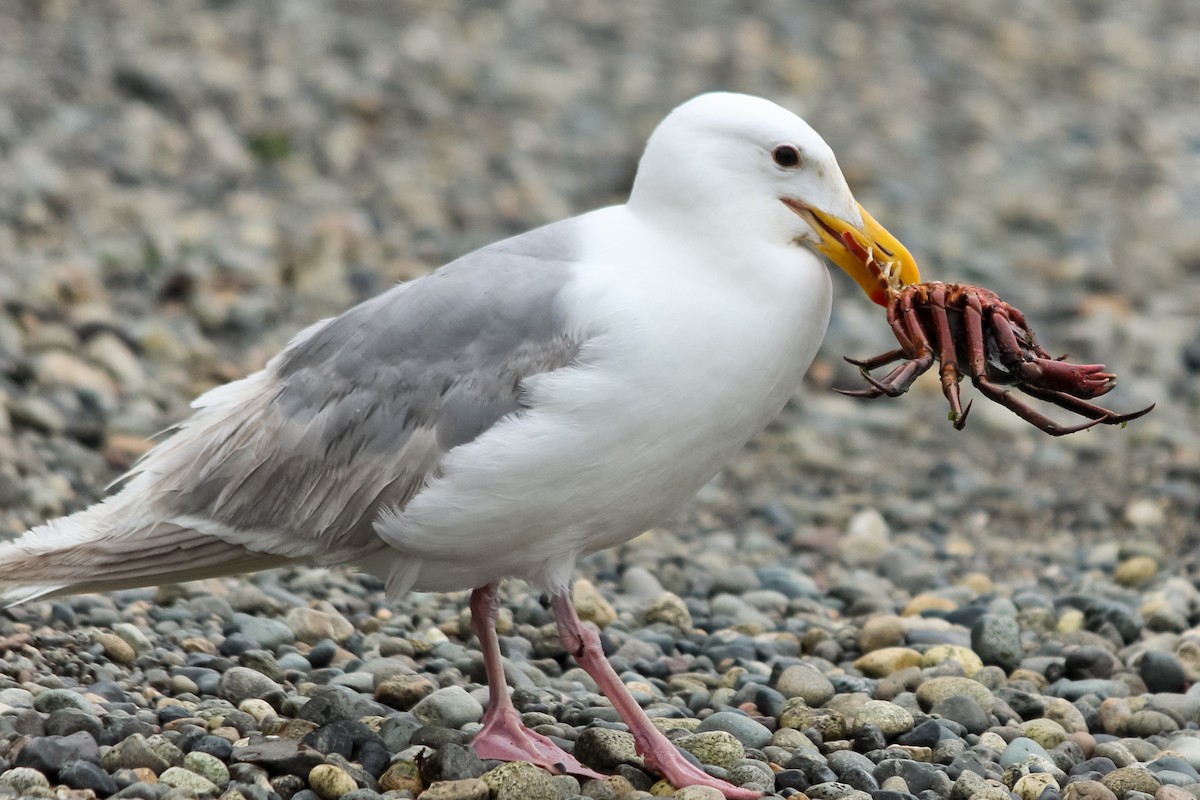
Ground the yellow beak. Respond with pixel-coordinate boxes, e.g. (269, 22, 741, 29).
(785, 200, 922, 307)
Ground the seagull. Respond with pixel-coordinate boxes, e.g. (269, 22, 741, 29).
(0, 92, 920, 797)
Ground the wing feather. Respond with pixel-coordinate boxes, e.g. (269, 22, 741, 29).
(0, 219, 586, 602)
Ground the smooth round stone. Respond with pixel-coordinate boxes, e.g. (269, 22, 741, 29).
(0, 688, 34, 708)
(1146, 757, 1200, 783)
(1014, 772, 1059, 800)
(45, 708, 104, 739)
(184, 750, 230, 788)
(855, 648, 922, 678)
(59, 760, 118, 795)
(190, 735, 234, 761)
(0, 767, 50, 793)
(1123, 710, 1179, 737)
(1000, 737, 1054, 769)
(573, 727, 639, 770)
(774, 664, 835, 706)
(1072, 757, 1120, 777)
(229, 612, 296, 650)
(1152, 770, 1198, 787)
(644, 592, 693, 629)
(279, 652, 314, 672)
(827, 750, 876, 777)
(921, 645, 984, 677)
(32, 689, 98, 715)
(17, 731, 102, 773)
(930, 694, 989, 735)
(1063, 779, 1117, 800)
(481, 761, 560, 799)
(915, 676, 993, 712)
(1065, 647, 1118, 681)
(1020, 718, 1069, 749)
(412, 687, 484, 729)
(159, 766, 219, 795)
(971, 615, 1022, 673)
(853, 700, 914, 736)
(728, 760, 775, 790)
(308, 764, 359, 799)
(1137, 652, 1185, 695)
(696, 711, 771, 749)
(676, 731, 746, 771)
(218, 667, 283, 706)
(1101, 767, 1162, 797)
(872, 759, 942, 794)
(673, 787, 727, 800)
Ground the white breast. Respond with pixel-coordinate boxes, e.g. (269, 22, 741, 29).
(372, 206, 832, 594)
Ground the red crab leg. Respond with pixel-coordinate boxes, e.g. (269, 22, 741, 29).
(970, 380, 1109, 436)
(996, 302, 1055, 359)
(927, 285, 967, 425)
(844, 348, 907, 371)
(886, 289, 917, 354)
(1015, 384, 1156, 425)
(838, 290, 936, 398)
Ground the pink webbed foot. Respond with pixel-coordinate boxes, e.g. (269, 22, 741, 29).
(641, 745, 765, 798)
(471, 703, 605, 780)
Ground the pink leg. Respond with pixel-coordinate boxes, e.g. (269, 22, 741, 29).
(469, 584, 604, 779)
(549, 591, 762, 799)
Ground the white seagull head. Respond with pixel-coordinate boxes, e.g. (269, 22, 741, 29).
(629, 92, 922, 305)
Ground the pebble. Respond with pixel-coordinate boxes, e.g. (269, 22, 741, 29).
(309, 764, 359, 799)
(411, 686, 485, 729)
(855, 699, 915, 736)
(916, 676, 993, 712)
(696, 710, 772, 749)
(644, 591, 693, 629)
(418, 778, 491, 800)
(159, 765, 220, 795)
(480, 762, 560, 800)
(856, 647, 923, 677)
(675, 730, 746, 771)
(95, 631, 138, 664)
(0, 766, 51, 793)
(573, 726, 640, 769)
(1102, 767, 1163, 798)
(775, 664, 836, 706)
(971, 615, 1022, 673)
(573, 578, 618, 627)
(218, 666, 284, 706)
(230, 612, 297, 649)
(1001, 738, 1055, 769)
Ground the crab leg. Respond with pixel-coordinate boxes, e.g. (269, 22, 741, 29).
(997, 303, 1055, 359)
(844, 348, 908, 371)
(838, 290, 936, 398)
(969, 380, 1108, 436)
(927, 285, 967, 425)
(1016, 384, 1155, 424)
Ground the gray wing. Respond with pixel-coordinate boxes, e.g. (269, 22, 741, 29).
(0, 219, 585, 602)
(142, 218, 583, 562)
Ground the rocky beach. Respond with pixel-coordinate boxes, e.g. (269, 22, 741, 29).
(0, 2, 1198, 799)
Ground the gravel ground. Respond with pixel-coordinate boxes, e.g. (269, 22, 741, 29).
(1, 2, 1199, 799)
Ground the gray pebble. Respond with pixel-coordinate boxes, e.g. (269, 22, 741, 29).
(696, 711, 771, 749)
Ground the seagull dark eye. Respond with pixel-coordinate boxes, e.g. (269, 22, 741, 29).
(772, 145, 802, 168)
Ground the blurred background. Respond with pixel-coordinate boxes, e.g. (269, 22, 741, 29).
(0, 1, 1197, 569)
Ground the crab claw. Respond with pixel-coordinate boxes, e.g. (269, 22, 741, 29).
(1020, 358, 1117, 398)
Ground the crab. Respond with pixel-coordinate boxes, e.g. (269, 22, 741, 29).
(838, 281, 1155, 436)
